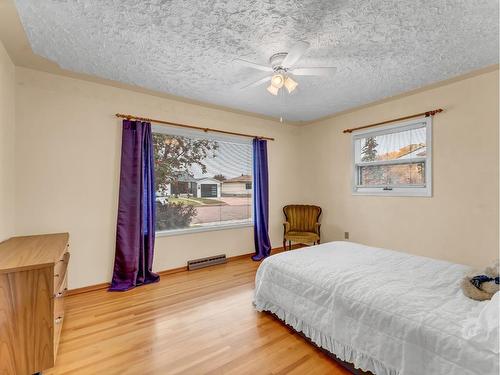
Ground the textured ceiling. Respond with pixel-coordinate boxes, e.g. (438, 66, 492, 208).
(13, 0, 499, 121)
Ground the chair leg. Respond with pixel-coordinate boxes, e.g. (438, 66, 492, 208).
(283, 240, 286, 251)
(288, 240, 292, 250)
(317, 239, 320, 244)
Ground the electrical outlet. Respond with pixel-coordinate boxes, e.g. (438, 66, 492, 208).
(344, 232, 349, 240)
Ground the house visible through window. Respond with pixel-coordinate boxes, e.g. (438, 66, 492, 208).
(352, 117, 432, 196)
(153, 125, 253, 234)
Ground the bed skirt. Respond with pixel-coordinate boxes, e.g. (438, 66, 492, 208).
(255, 300, 398, 375)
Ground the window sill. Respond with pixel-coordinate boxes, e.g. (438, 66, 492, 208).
(155, 222, 254, 237)
(352, 189, 432, 197)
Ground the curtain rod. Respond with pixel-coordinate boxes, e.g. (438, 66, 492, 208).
(342, 108, 444, 134)
(115, 113, 275, 141)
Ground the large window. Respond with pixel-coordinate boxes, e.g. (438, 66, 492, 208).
(352, 117, 432, 196)
(153, 125, 253, 234)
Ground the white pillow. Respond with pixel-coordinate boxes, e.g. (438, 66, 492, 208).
(462, 292, 499, 353)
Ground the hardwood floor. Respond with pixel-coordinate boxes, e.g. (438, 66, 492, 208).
(47, 256, 350, 375)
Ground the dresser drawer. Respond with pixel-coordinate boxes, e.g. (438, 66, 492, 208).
(55, 267, 68, 298)
(53, 277, 66, 359)
(53, 311, 64, 358)
(54, 251, 70, 293)
(54, 289, 66, 319)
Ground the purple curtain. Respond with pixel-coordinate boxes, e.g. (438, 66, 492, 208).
(109, 120, 160, 291)
(252, 138, 272, 261)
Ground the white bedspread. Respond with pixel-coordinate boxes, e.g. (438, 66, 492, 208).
(254, 241, 498, 375)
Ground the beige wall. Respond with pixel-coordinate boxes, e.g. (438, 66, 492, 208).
(0, 41, 15, 241)
(10, 61, 500, 288)
(298, 69, 499, 268)
(14, 67, 302, 289)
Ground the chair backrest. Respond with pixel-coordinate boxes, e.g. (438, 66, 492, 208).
(283, 205, 322, 232)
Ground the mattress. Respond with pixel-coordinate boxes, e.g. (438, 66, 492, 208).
(254, 241, 498, 375)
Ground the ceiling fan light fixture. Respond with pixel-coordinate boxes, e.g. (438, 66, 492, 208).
(266, 84, 279, 96)
(271, 74, 284, 88)
(284, 76, 298, 93)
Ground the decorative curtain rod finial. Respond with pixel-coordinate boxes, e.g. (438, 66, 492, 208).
(425, 108, 444, 117)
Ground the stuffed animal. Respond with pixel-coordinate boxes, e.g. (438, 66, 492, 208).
(462, 260, 499, 301)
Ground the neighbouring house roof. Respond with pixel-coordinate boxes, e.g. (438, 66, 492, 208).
(175, 171, 197, 183)
(224, 174, 252, 184)
(397, 146, 427, 159)
(196, 178, 221, 184)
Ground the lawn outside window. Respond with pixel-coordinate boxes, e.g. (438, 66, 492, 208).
(352, 117, 432, 197)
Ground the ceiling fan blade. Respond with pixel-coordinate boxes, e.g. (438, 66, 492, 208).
(290, 67, 337, 76)
(234, 58, 273, 72)
(239, 75, 271, 89)
(282, 41, 310, 68)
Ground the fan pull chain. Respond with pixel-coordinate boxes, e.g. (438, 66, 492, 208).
(280, 83, 286, 124)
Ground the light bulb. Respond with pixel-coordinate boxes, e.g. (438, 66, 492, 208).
(271, 74, 284, 88)
(284, 76, 298, 93)
(267, 84, 279, 96)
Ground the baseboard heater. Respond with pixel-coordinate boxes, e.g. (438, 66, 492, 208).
(187, 254, 227, 270)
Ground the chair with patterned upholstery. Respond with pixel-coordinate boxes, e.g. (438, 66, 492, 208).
(283, 205, 322, 250)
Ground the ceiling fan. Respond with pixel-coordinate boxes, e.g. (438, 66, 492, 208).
(235, 41, 337, 96)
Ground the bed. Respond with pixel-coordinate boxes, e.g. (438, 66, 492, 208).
(254, 241, 499, 375)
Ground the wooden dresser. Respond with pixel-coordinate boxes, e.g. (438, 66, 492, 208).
(0, 233, 70, 375)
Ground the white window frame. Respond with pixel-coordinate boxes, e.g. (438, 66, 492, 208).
(152, 125, 254, 237)
(351, 117, 432, 197)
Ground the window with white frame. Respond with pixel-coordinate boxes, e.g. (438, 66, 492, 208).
(152, 125, 253, 235)
(352, 117, 432, 196)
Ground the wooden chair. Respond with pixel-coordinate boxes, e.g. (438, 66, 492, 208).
(283, 205, 322, 250)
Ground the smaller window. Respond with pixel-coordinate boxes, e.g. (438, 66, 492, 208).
(245, 182, 252, 190)
(352, 117, 432, 197)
